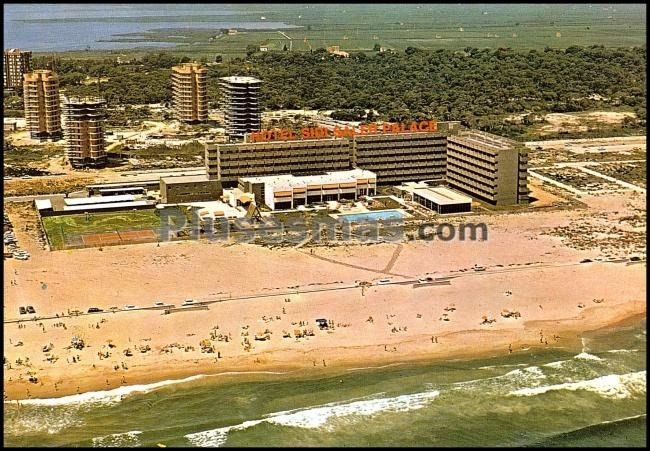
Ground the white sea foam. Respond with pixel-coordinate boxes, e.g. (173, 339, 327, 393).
(186, 420, 264, 447)
(7, 375, 207, 406)
(509, 370, 646, 399)
(574, 352, 603, 361)
(4, 408, 82, 435)
(453, 365, 546, 389)
(92, 430, 143, 447)
(185, 390, 440, 446)
(607, 349, 640, 354)
(266, 390, 440, 430)
(543, 360, 569, 369)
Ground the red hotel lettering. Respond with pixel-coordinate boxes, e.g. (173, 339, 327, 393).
(251, 120, 439, 142)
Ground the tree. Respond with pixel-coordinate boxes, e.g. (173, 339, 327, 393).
(283, 44, 288, 51)
(245, 45, 258, 57)
(373, 43, 381, 51)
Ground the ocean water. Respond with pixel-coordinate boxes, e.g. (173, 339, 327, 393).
(3, 319, 646, 447)
(3, 4, 297, 52)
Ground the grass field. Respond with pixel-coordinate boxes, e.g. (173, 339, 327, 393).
(32, 4, 646, 59)
(42, 210, 163, 250)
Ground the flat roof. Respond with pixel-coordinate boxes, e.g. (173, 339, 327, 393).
(452, 131, 515, 151)
(413, 186, 472, 205)
(64, 194, 136, 206)
(63, 200, 152, 212)
(219, 76, 262, 84)
(34, 199, 53, 210)
(87, 180, 161, 189)
(161, 174, 209, 184)
(241, 169, 376, 189)
(99, 187, 146, 193)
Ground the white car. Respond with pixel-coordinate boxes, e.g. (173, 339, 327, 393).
(154, 301, 165, 306)
(377, 279, 392, 285)
(124, 304, 137, 310)
(182, 299, 195, 305)
(21, 175, 32, 180)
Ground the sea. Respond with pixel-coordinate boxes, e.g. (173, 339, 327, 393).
(3, 4, 298, 52)
(4, 319, 646, 447)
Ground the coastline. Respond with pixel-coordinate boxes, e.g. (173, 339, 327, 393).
(5, 303, 645, 402)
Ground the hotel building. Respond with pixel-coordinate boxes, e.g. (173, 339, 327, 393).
(171, 63, 208, 123)
(446, 130, 529, 205)
(206, 138, 351, 186)
(203, 124, 528, 207)
(23, 70, 62, 141)
(352, 122, 460, 184)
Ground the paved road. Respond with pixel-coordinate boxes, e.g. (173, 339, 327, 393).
(5, 259, 641, 324)
(4, 194, 65, 203)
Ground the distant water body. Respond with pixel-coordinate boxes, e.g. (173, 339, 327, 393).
(3, 4, 298, 52)
(4, 319, 646, 447)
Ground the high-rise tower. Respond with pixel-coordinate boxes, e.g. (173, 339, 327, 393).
(219, 76, 262, 141)
(4, 48, 32, 90)
(62, 96, 107, 168)
(23, 70, 62, 141)
(171, 63, 208, 123)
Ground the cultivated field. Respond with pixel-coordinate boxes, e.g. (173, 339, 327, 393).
(38, 4, 647, 58)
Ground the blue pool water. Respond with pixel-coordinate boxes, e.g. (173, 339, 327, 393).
(339, 210, 405, 222)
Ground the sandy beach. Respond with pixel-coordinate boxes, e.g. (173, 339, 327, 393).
(3, 189, 646, 401)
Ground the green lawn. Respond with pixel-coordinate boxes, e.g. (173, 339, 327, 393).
(42, 209, 163, 250)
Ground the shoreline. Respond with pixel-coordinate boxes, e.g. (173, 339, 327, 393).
(4, 305, 644, 402)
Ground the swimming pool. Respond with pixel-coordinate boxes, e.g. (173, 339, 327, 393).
(338, 210, 406, 222)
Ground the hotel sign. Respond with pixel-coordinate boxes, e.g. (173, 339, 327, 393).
(249, 120, 438, 143)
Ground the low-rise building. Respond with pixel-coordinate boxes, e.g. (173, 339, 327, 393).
(160, 175, 222, 204)
(239, 169, 377, 210)
(411, 186, 472, 214)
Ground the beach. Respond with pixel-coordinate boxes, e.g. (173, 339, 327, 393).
(3, 187, 646, 401)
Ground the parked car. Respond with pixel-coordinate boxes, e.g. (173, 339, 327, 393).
(154, 301, 165, 306)
(19, 306, 26, 315)
(377, 279, 392, 285)
(124, 304, 137, 310)
(182, 299, 195, 305)
(87, 307, 103, 313)
(26, 305, 36, 314)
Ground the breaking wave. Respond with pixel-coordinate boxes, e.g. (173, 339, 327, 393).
(92, 430, 142, 447)
(185, 390, 440, 446)
(3, 407, 83, 435)
(6, 375, 207, 407)
(574, 352, 603, 361)
(509, 371, 646, 399)
(6, 371, 289, 407)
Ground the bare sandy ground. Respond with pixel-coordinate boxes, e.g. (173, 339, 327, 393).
(3, 186, 646, 400)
